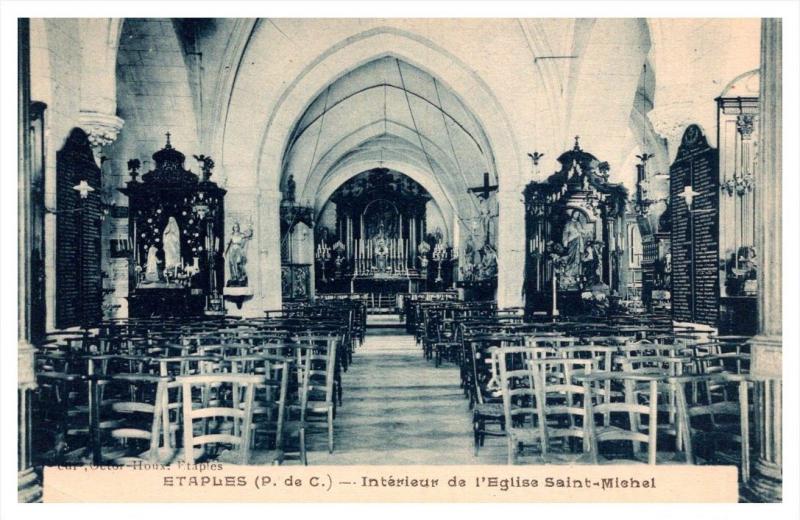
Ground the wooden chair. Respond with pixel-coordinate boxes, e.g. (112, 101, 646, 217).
(467, 338, 515, 456)
(497, 347, 541, 464)
(580, 372, 665, 464)
(103, 373, 182, 465)
(178, 373, 278, 465)
(527, 358, 593, 463)
(225, 354, 293, 455)
(294, 337, 338, 459)
(671, 373, 752, 481)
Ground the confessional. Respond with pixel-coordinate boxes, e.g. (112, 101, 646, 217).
(524, 138, 628, 317)
(120, 137, 226, 317)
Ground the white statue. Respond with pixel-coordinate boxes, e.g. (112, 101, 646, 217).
(162, 217, 182, 275)
(226, 222, 253, 286)
(144, 245, 160, 282)
(560, 209, 588, 288)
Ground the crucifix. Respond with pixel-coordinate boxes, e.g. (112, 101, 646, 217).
(468, 172, 498, 201)
(468, 172, 499, 245)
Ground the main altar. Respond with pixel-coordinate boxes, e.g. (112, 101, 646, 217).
(524, 137, 628, 317)
(314, 169, 454, 299)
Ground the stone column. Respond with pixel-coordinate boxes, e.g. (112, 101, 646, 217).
(17, 18, 42, 503)
(746, 18, 782, 503)
(496, 189, 525, 309)
(255, 189, 283, 315)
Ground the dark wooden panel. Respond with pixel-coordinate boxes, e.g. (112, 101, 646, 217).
(55, 128, 102, 328)
(669, 124, 719, 326)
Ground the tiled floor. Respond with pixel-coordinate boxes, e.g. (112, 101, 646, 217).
(302, 329, 506, 465)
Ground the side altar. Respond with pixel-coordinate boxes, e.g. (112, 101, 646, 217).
(120, 136, 226, 317)
(524, 137, 628, 317)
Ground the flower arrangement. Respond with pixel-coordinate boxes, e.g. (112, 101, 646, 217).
(581, 282, 611, 316)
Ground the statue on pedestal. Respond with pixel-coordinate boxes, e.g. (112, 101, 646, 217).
(225, 222, 253, 287)
(162, 216, 182, 276)
(144, 245, 161, 282)
(559, 209, 589, 289)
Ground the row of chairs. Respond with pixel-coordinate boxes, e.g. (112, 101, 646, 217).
(33, 302, 364, 468)
(494, 347, 749, 478)
(414, 303, 752, 479)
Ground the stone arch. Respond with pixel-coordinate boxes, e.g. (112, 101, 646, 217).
(223, 25, 528, 308)
(315, 159, 456, 241)
(249, 27, 521, 193)
(300, 121, 463, 207)
(238, 27, 525, 305)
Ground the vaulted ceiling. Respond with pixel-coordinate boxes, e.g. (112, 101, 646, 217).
(282, 56, 496, 219)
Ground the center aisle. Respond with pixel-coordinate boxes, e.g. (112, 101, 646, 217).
(302, 329, 505, 465)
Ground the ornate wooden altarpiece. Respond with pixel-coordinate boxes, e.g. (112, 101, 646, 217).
(120, 136, 226, 317)
(315, 168, 452, 294)
(524, 137, 628, 316)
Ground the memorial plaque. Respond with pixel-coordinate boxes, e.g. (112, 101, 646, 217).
(669, 125, 719, 326)
(55, 128, 103, 328)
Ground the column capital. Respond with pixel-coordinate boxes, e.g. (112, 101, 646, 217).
(78, 111, 124, 150)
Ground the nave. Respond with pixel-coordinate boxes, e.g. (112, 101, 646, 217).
(16, 16, 784, 504)
(305, 329, 505, 465)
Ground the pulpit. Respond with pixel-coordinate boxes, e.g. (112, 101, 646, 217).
(120, 136, 225, 317)
(524, 137, 628, 316)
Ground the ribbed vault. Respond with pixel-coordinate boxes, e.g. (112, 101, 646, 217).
(282, 56, 498, 239)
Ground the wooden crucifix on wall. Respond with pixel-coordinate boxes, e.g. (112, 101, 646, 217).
(468, 172, 499, 245)
(468, 172, 498, 201)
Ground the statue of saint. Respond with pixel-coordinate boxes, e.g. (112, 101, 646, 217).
(374, 223, 388, 271)
(285, 175, 296, 203)
(478, 198, 497, 244)
(480, 243, 498, 278)
(225, 222, 253, 286)
(581, 241, 600, 287)
(144, 245, 161, 282)
(560, 209, 587, 288)
(162, 217, 182, 275)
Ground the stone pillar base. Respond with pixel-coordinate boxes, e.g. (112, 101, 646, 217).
(18, 467, 42, 503)
(746, 334, 782, 503)
(742, 469, 782, 503)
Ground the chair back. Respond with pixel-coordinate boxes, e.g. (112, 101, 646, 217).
(582, 372, 661, 464)
(177, 373, 264, 464)
(671, 373, 751, 480)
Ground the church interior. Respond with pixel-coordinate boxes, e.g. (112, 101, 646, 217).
(16, 17, 782, 502)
